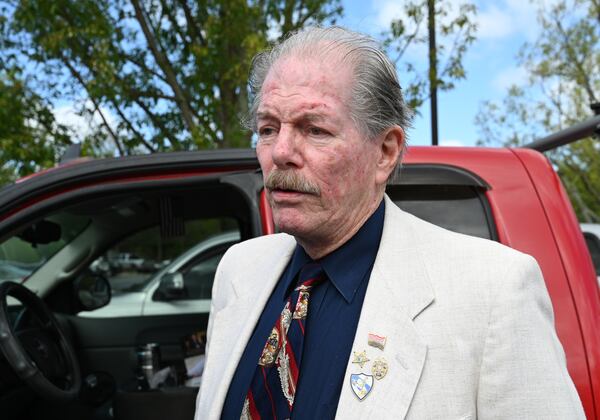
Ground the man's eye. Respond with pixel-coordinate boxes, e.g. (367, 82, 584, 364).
(259, 127, 276, 136)
(307, 126, 328, 136)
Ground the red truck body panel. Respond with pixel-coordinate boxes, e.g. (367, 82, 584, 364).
(403, 146, 600, 419)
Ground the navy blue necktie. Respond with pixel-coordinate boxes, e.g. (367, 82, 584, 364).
(241, 263, 325, 419)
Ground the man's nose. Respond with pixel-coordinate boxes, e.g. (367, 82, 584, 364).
(272, 126, 302, 169)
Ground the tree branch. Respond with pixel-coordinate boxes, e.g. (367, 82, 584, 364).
(133, 97, 182, 150)
(295, 1, 331, 29)
(281, 0, 295, 34)
(60, 58, 124, 155)
(554, 15, 597, 102)
(130, 0, 198, 133)
(127, 87, 176, 101)
(568, 159, 600, 198)
(560, 172, 599, 222)
(121, 52, 169, 84)
(393, 15, 425, 64)
(177, 0, 206, 46)
(108, 97, 156, 153)
(159, 0, 191, 53)
(539, 79, 565, 126)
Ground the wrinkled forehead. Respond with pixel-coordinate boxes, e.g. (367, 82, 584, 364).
(260, 52, 355, 108)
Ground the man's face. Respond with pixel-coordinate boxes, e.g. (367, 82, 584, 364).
(255, 55, 385, 250)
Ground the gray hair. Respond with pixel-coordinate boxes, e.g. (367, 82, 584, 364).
(244, 26, 413, 164)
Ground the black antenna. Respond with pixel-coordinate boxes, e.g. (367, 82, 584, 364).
(523, 104, 600, 152)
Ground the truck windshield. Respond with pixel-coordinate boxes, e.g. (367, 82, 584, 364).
(0, 213, 90, 284)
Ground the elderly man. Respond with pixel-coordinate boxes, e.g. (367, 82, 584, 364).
(195, 27, 584, 419)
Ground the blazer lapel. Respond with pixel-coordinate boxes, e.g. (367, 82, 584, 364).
(205, 237, 296, 419)
(335, 196, 435, 420)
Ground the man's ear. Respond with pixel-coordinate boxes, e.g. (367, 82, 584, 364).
(375, 126, 405, 185)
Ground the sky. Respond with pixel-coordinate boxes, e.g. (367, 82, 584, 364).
(338, 0, 541, 147)
(51, 0, 544, 149)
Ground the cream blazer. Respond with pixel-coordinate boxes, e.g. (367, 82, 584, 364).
(195, 195, 584, 419)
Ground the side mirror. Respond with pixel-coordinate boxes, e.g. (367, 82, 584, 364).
(74, 271, 111, 311)
(154, 272, 188, 301)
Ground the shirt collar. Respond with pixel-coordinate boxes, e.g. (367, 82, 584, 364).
(284, 199, 385, 303)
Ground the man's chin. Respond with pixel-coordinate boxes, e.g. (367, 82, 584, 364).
(272, 212, 312, 237)
(274, 221, 305, 237)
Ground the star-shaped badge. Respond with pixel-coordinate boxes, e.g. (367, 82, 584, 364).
(352, 350, 370, 368)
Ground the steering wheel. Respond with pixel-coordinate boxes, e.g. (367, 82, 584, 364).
(0, 281, 81, 401)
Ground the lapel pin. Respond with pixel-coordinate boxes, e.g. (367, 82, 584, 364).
(371, 357, 389, 380)
(368, 333, 387, 350)
(351, 350, 370, 368)
(350, 373, 374, 400)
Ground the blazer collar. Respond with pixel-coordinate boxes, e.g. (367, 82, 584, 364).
(229, 236, 296, 300)
(375, 195, 436, 319)
(335, 195, 435, 420)
(205, 235, 296, 419)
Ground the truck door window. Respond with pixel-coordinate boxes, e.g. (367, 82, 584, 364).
(387, 185, 496, 240)
(178, 246, 234, 300)
(80, 219, 240, 318)
(92, 218, 239, 293)
(0, 214, 89, 285)
(583, 232, 600, 276)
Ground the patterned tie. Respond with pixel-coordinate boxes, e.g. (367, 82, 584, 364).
(241, 263, 325, 420)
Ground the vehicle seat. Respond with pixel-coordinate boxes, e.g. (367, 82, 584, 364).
(113, 387, 197, 420)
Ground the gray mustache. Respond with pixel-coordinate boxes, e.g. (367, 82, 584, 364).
(265, 170, 321, 196)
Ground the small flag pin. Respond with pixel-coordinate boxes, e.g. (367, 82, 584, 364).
(368, 333, 387, 350)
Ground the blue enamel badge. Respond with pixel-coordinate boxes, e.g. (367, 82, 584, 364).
(350, 373, 374, 400)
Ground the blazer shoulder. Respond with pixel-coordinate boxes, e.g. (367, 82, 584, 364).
(223, 233, 296, 260)
(388, 205, 542, 296)
(401, 206, 531, 263)
(211, 233, 296, 310)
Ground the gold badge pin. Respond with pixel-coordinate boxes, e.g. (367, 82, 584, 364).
(351, 350, 370, 368)
(371, 357, 388, 380)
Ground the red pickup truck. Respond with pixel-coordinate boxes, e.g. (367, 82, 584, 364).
(0, 146, 598, 420)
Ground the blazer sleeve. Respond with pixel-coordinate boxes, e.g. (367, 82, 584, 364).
(200, 243, 231, 360)
(476, 254, 585, 419)
(195, 243, 237, 418)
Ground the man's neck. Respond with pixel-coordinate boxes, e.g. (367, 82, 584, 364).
(297, 195, 384, 260)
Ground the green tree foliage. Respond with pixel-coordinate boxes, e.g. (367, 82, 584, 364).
(475, 0, 600, 222)
(382, 0, 477, 111)
(0, 0, 342, 164)
(0, 69, 71, 184)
